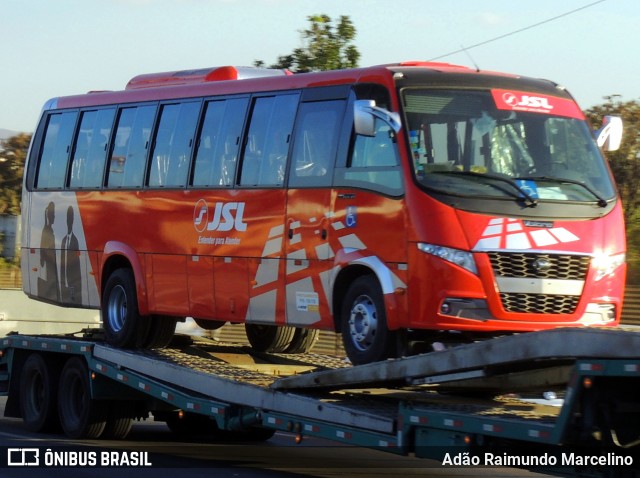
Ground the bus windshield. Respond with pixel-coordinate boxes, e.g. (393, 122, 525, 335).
(402, 89, 615, 204)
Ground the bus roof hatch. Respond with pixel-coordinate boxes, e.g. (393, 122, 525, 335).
(125, 66, 292, 90)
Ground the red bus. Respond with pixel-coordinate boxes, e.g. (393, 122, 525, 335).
(21, 62, 625, 364)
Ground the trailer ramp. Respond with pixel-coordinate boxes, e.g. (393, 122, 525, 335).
(272, 328, 640, 392)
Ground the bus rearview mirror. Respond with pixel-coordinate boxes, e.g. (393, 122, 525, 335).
(354, 100, 377, 137)
(595, 115, 623, 152)
(354, 100, 402, 137)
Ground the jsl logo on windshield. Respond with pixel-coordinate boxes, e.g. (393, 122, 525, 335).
(502, 92, 553, 110)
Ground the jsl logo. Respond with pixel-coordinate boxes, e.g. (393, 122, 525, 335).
(502, 92, 553, 110)
(193, 199, 248, 233)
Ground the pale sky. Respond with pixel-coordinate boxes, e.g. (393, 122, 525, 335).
(1, 0, 638, 132)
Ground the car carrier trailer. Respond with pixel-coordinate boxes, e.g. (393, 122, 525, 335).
(2, 327, 640, 476)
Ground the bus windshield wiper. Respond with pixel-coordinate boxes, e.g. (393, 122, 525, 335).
(432, 170, 538, 207)
(517, 176, 608, 208)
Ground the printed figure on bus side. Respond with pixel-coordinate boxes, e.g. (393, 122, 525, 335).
(61, 205, 82, 303)
(39, 201, 60, 301)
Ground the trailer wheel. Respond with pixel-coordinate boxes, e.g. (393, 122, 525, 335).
(102, 401, 135, 440)
(245, 324, 296, 353)
(58, 357, 108, 439)
(19, 353, 60, 432)
(341, 275, 396, 365)
(283, 328, 319, 354)
(102, 268, 149, 348)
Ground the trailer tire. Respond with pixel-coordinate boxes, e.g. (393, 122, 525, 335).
(341, 275, 396, 365)
(102, 401, 135, 440)
(283, 328, 319, 354)
(19, 353, 60, 432)
(102, 268, 149, 348)
(58, 357, 108, 439)
(245, 324, 296, 353)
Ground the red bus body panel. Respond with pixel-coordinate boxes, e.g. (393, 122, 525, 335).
(21, 63, 626, 340)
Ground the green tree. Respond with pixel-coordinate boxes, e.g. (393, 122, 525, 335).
(0, 132, 30, 216)
(585, 97, 640, 282)
(255, 14, 360, 72)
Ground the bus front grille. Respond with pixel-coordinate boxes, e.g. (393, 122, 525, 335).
(487, 252, 590, 280)
(488, 252, 589, 314)
(499, 292, 580, 314)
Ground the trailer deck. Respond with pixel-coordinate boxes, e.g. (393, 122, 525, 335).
(2, 328, 640, 475)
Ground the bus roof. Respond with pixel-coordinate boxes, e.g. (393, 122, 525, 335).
(51, 62, 565, 110)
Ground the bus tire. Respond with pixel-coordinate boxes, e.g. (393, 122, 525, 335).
(245, 324, 296, 353)
(58, 357, 108, 439)
(143, 315, 178, 349)
(283, 328, 320, 354)
(19, 353, 60, 432)
(102, 268, 148, 348)
(340, 275, 396, 365)
(194, 318, 226, 331)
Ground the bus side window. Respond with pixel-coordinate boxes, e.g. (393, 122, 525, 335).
(289, 99, 344, 188)
(149, 101, 200, 188)
(192, 97, 248, 187)
(107, 105, 156, 189)
(69, 108, 115, 189)
(35, 111, 78, 189)
(239, 94, 299, 187)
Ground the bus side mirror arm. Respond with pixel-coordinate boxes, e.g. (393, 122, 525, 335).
(595, 115, 623, 152)
(354, 100, 402, 137)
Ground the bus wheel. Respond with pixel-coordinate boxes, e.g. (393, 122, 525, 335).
(19, 353, 60, 432)
(341, 276, 396, 365)
(245, 324, 296, 353)
(102, 268, 148, 348)
(194, 318, 226, 330)
(58, 357, 108, 439)
(143, 315, 178, 349)
(283, 328, 320, 354)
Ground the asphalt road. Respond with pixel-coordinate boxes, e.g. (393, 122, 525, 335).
(0, 396, 550, 478)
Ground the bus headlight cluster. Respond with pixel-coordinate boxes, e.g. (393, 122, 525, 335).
(592, 252, 626, 281)
(417, 243, 478, 275)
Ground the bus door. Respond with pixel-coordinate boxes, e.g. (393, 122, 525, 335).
(284, 93, 348, 328)
(189, 96, 248, 322)
(331, 103, 408, 325)
(235, 93, 299, 326)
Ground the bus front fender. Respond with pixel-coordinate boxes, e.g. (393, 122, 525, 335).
(331, 249, 409, 330)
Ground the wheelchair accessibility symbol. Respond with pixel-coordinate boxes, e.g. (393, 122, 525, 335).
(346, 206, 358, 228)
(515, 179, 539, 199)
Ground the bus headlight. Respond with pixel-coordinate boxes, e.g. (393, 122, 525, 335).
(418, 243, 478, 275)
(592, 252, 626, 281)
